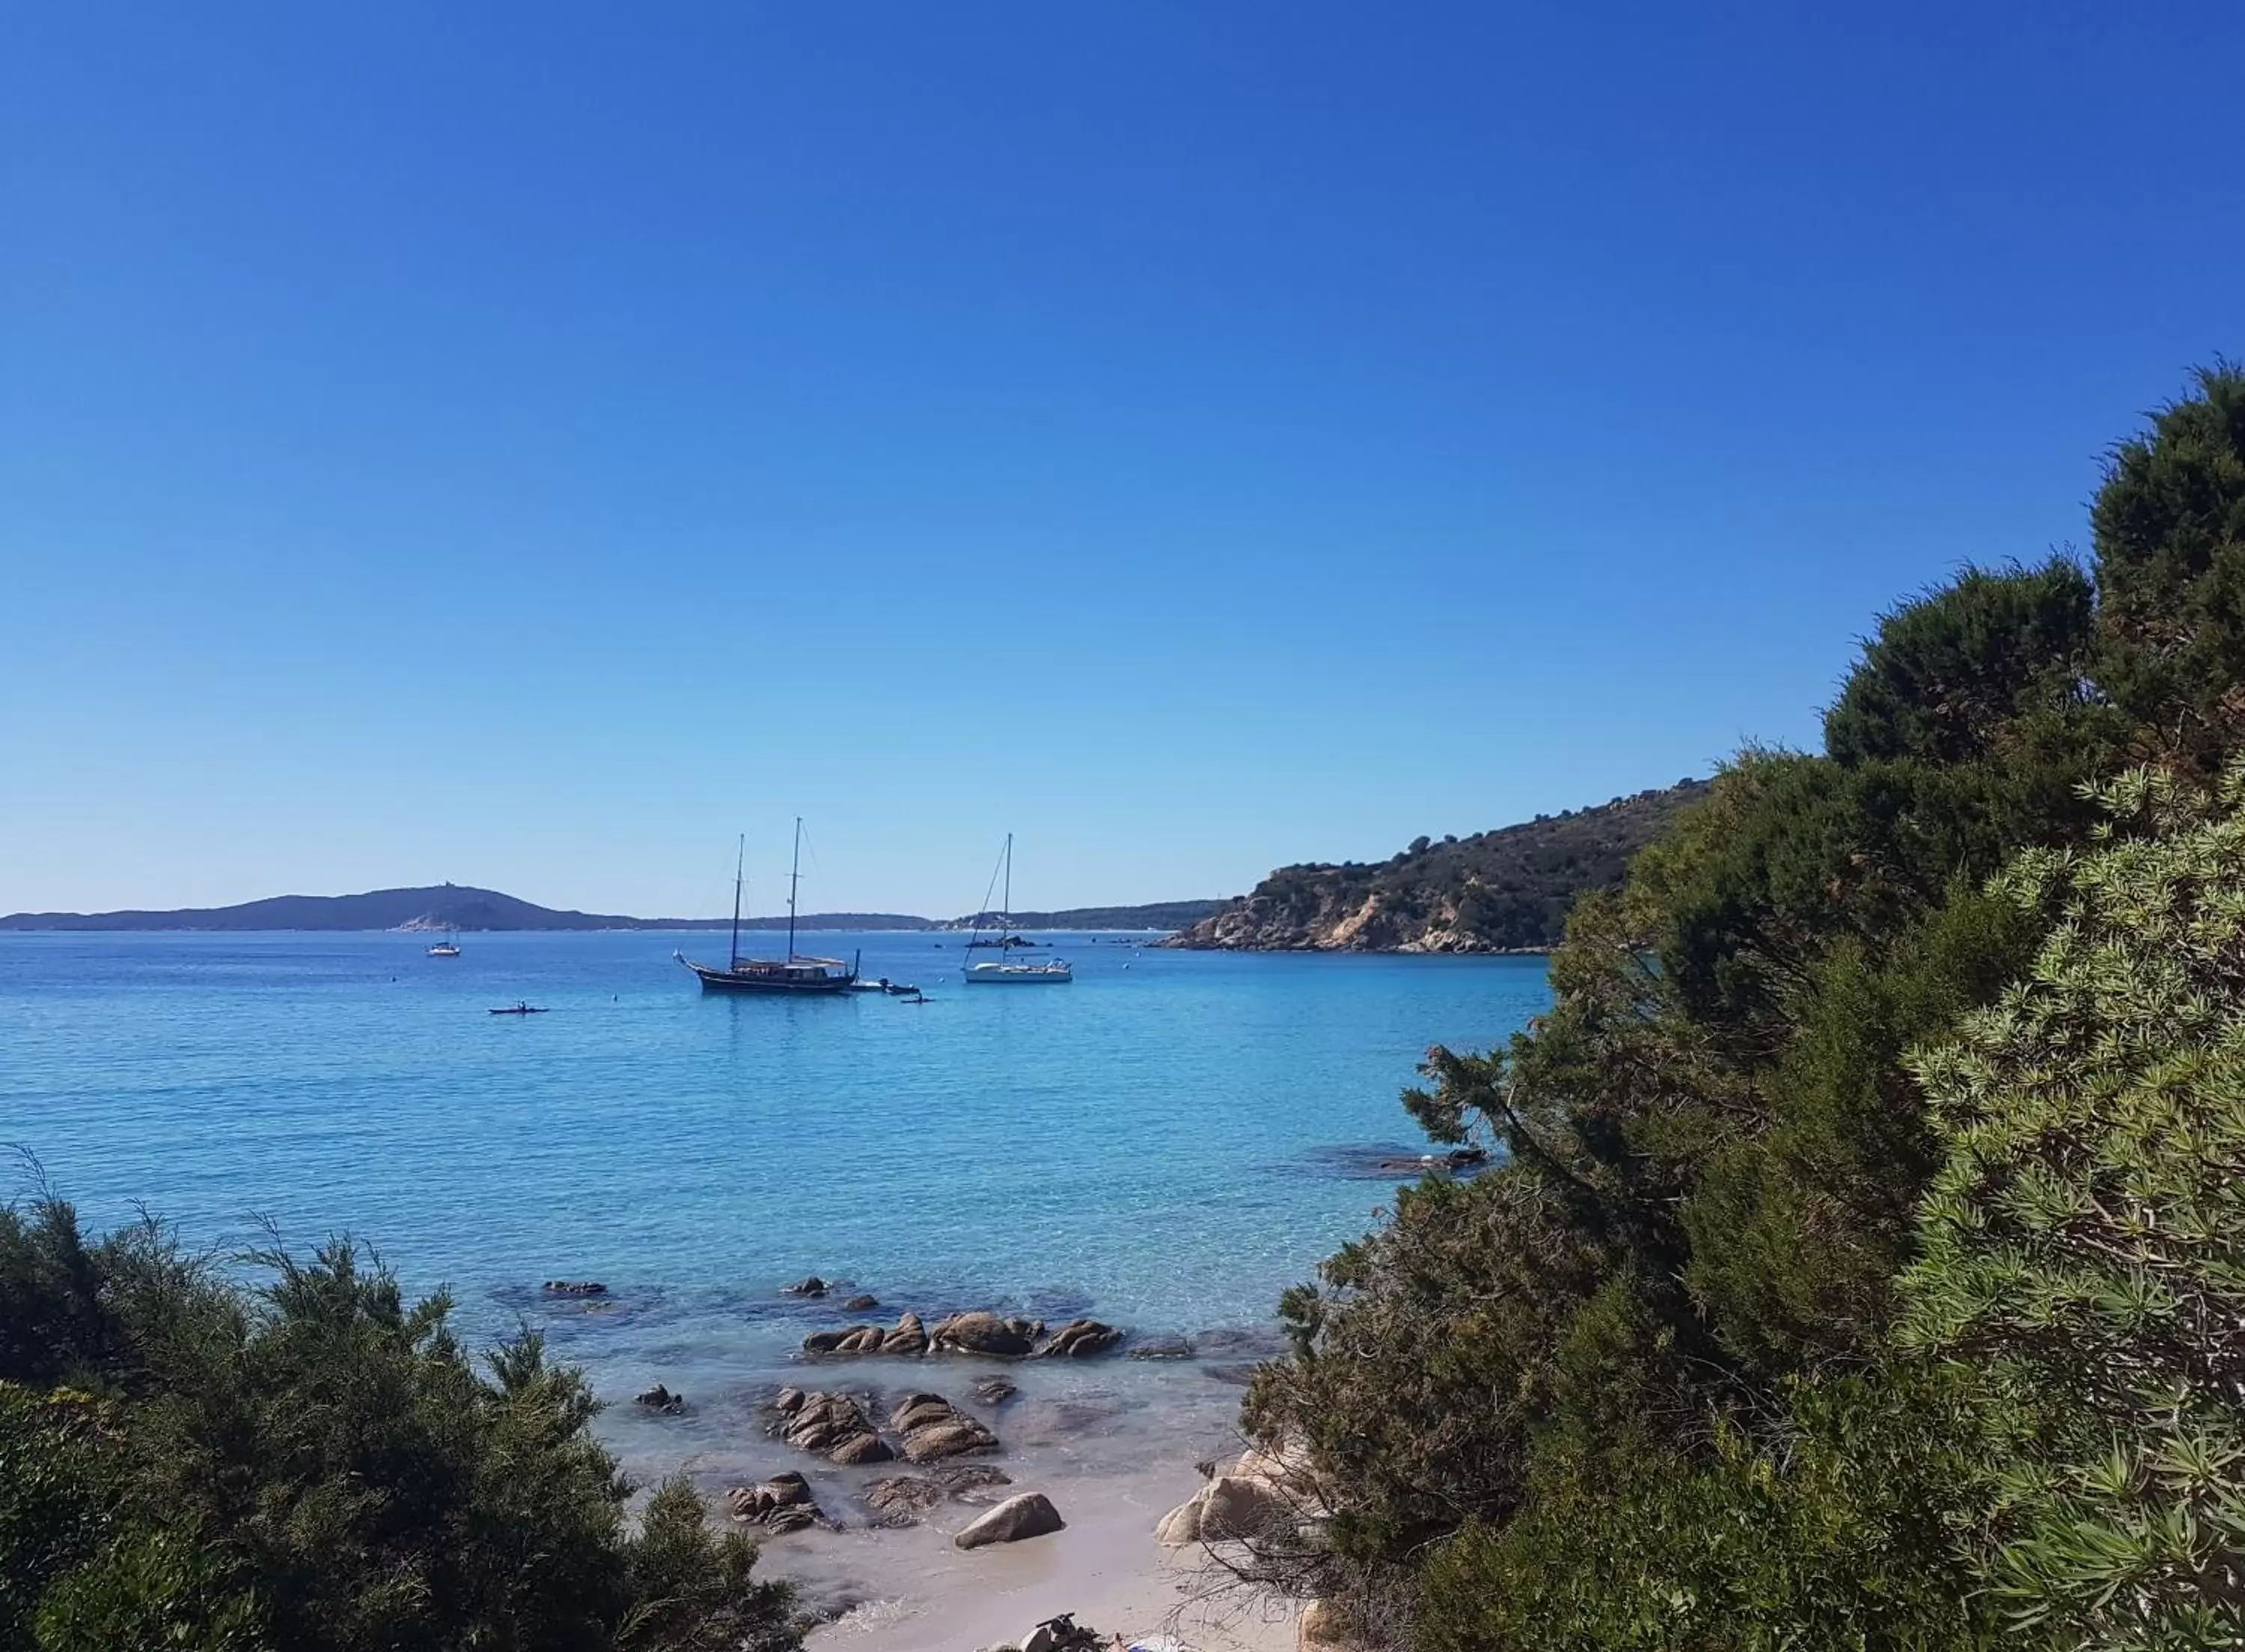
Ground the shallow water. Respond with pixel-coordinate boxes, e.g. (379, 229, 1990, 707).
(2, 929, 1548, 1631)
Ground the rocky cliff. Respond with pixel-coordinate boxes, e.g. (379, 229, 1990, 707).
(1165, 779, 1710, 953)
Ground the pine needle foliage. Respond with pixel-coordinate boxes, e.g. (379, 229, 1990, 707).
(1899, 764, 2245, 1649)
(0, 1200, 798, 1652)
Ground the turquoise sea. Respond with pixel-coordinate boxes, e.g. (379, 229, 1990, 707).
(4, 928, 1548, 1613)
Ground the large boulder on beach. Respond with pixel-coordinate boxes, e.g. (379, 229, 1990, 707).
(953, 1491, 1065, 1550)
(1155, 1457, 1303, 1545)
(1154, 1496, 1203, 1547)
(1033, 1318, 1122, 1359)
(1199, 1473, 1292, 1540)
(930, 1311, 1042, 1357)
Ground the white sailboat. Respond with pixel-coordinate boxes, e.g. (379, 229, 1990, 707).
(963, 833, 1072, 985)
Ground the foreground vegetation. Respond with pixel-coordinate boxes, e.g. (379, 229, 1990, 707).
(1244, 364, 2245, 1648)
(0, 1205, 798, 1652)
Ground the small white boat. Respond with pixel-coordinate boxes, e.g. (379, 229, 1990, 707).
(427, 926, 461, 958)
(965, 958, 1072, 985)
(961, 833, 1072, 986)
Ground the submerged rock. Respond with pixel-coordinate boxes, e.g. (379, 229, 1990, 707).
(971, 1375, 1018, 1406)
(782, 1276, 829, 1297)
(632, 1383, 685, 1414)
(542, 1279, 607, 1296)
(864, 1475, 947, 1523)
(864, 1464, 1016, 1528)
(1126, 1334, 1194, 1360)
(843, 1293, 880, 1312)
(953, 1491, 1065, 1549)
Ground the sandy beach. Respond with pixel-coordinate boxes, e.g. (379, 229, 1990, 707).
(792, 1452, 1300, 1652)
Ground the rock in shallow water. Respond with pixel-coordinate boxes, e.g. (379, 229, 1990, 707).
(1034, 1318, 1123, 1359)
(953, 1491, 1065, 1549)
(729, 1471, 823, 1532)
(931, 1311, 1042, 1357)
(890, 1392, 1001, 1461)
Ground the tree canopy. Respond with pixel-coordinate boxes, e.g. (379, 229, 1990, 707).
(1238, 364, 2245, 1650)
(0, 1198, 798, 1652)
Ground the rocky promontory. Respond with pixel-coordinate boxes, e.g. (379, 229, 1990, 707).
(1164, 778, 1709, 953)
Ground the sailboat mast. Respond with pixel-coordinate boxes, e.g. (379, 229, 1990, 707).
(730, 834, 744, 966)
(1002, 832, 1012, 936)
(787, 817, 802, 960)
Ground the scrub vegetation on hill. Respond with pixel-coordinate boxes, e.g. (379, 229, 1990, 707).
(1170, 782, 1710, 952)
(0, 1197, 800, 1652)
(1235, 364, 2245, 1649)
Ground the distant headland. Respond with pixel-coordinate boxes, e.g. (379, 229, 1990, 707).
(1164, 778, 1711, 953)
(0, 885, 1230, 934)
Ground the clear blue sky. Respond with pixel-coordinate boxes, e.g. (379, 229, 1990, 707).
(3, 1, 2239, 919)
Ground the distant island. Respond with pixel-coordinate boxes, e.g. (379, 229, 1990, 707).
(0, 884, 1228, 934)
(1165, 778, 1712, 953)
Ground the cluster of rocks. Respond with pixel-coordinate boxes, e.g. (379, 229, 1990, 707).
(780, 1276, 880, 1312)
(804, 1310, 933, 1356)
(632, 1383, 685, 1415)
(542, 1279, 606, 1296)
(769, 1388, 1001, 1469)
(1155, 1445, 1313, 1547)
(802, 1309, 1123, 1360)
(727, 1471, 823, 1533)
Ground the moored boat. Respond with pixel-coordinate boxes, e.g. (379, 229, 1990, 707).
(962, 833, 1072, 985)
(678, 821, 859, 995)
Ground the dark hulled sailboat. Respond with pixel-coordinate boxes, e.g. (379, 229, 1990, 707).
(676, 821, 858, 994)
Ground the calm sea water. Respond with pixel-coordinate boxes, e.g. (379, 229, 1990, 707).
(3, 929, 1547, 1570)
